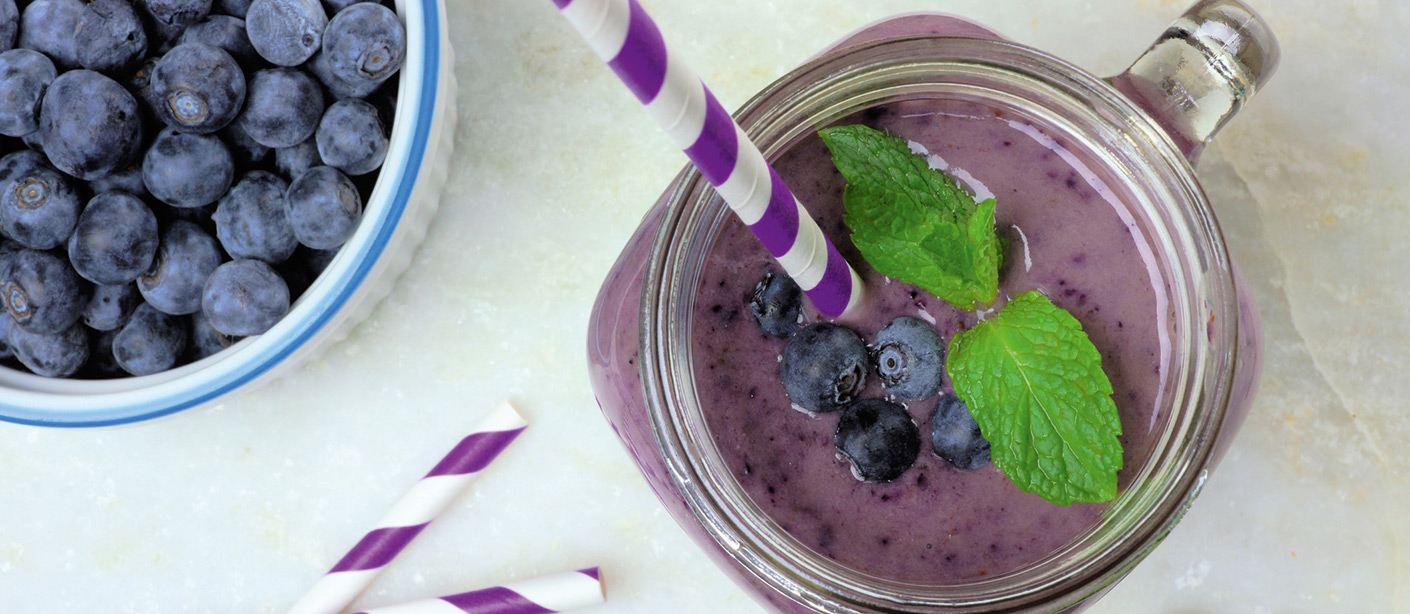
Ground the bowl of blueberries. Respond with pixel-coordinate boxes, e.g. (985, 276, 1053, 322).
(0, 0, 456, 426)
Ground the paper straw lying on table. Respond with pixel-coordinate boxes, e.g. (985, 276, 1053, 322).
(288, 402, 529, 614)
(551, 0, 865, 319)
(349, 568, 607, 614)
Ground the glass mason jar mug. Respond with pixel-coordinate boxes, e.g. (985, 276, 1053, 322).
(588, 1, 1277, 612)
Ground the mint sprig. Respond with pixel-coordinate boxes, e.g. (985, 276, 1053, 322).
(947, 291, 1123, 505)
(818, 125, 1002, 310)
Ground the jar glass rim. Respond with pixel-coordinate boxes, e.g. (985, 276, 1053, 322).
(641, 33, 1240, 613)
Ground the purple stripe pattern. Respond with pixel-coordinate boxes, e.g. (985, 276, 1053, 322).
(681, 87, 739, 185)
(329, 523, 430, 573)
(442, 587, 555, 614)
(577, 567, 600, 581)
(426, 427, 527, 477)
(747, 169, 801, 258)
(606, 0, 667, 103)
(555, 0, 859, 317)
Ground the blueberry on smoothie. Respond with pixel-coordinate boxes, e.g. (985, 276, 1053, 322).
(213, 170, 297, 262)
(780, 322, 868, 413)
(285, 165, 361, 249)
(39, 70, 144, 179)
(19, 0, 84, 70)
(142, 127, 235, 208)
(178, 15, 259, 67)
(136, 0, 211, 31)
(113, 302, 188, 375)
(749, 273, 801, 337)
(8, 322, 89, 377)
(1, 250, 89, 335)
(139, 220, 223, 315)
(930, 395, 991, 470)
(0, 163, 81, 250)
(322, 3, 405, 85)
(245, 0, 327, 67)
(201, 259, 288, 336)
(315, 99, 387, 176)
(68, 191, 160, 285)
(82, 282, 142, 331)
(872, 316, 945, 401)
(835, 398, 921, 483)
(237, 68, 324, 148)
(0, 49, 57, 137)
(150, 43, 246, 134)
(75, 0, 149, 75)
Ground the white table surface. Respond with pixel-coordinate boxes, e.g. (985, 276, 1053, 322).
(1, 0, 1406, 612)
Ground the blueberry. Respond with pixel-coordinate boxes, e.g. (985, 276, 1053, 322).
(0, 150, 45, 184)
(178, 15, 259, 67)
(142, 127, 235, 207)
(201, 259, 288, 335)
(835, 398, 921, 482)
(88, 164, 149, 199)
(0, 162, 81, 250)
(0, 312, 11, 360)
(237, 68, 323, 148)
(18, 0, 84, 70)
(285, 165, 361, 249)
(0, 0, 16, 52)
(82, 282, 142, 331)
(0, 49, 57, 137)
(113, 302, 188, 375)
(322, 0, 371, 13)
(306, 49, 379, 99)
(8, 322, 89, 377)
(213, 170, 297, 262)
(2, 250, 89, 334)
(188, 308, 238, 360)
(872, 316, 945, 401)
(316, 99, 387, 176)
(75, 0, 149, 75)
(150, 43, 246, 134)
(215, 0, 252, 18)
(779, 322, 868, 413)
(930, 395, 991, 470)
(136, 0, 211, 30)
(125, 55, 161, 111)
(277, 243, 334, 298)
(274, 136, 322, 180)
(322, 3, 405, 85)
(245, 0, 327, 67)
(68, 192, 161, 284)
(39, 69, 144, 179)
(749, 273, 801, 337)
(138, 220, 223, 314)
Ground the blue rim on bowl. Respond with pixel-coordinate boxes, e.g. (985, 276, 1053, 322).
(0, 0, 444, 427)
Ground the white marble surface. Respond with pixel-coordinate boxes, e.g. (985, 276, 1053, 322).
(0, 0, 1406, 612)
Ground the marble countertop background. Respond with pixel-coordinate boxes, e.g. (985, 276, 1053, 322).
(0, 0, 1406, 611)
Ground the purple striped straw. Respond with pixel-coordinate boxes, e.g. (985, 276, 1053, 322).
(287, 402, 529, 614)
(553, 0, 865, 318)
(348, 568, 607, 614)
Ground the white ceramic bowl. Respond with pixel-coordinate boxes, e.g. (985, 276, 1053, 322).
(0, 0, 457, 427)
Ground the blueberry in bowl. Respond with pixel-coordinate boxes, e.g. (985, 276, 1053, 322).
(0, 0, 458, 427)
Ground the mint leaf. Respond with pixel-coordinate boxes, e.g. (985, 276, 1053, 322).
(946, 291, 1123, 505)
(818, 125, 1001, 310)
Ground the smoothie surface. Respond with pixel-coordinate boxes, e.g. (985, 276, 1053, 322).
(691, 97, 1171, 583)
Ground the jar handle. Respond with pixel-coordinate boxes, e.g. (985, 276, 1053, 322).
(1109, 0, 1279, 164)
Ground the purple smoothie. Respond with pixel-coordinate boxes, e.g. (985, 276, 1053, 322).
(690, 97, 1171, 583)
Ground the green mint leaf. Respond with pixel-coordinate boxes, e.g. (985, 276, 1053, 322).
(818, 124, 1000, 310)
(946, 291, 1123, 505)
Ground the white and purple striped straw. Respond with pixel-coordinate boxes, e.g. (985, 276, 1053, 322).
(287, 402, 529, 614)
(348, 568, 606, 614)
(553, 0, 865, 318)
